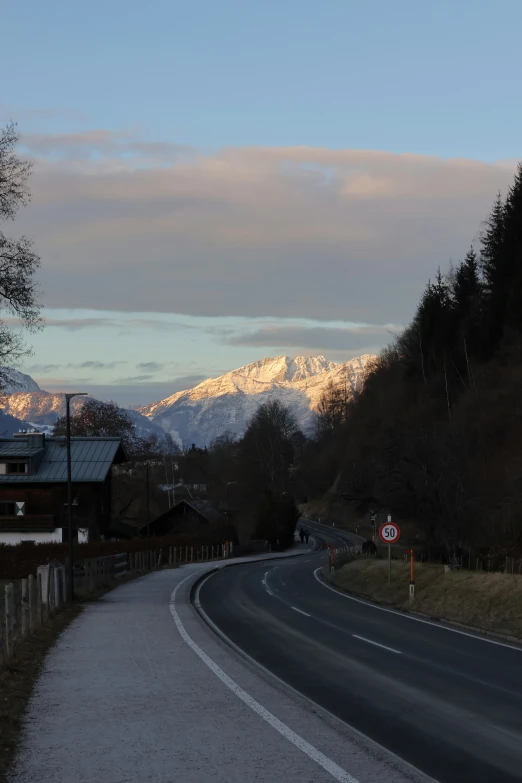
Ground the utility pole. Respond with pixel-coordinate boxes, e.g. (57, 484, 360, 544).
(65, 392, 87, 602)
(146, 461, 151, 570)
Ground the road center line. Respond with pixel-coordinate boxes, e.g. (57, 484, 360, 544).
(352, 634, 402, 654)
(171, 574, 360, 783)
(291, 606, 311, 617)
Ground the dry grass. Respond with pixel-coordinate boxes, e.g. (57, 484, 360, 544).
(330, 559, 522, 640)
(0, 603, 84, 783)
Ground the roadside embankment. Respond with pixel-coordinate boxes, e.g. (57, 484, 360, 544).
(329, 559, 522, 641)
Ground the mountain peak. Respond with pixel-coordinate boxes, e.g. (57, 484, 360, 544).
(226, 354, 337, 384)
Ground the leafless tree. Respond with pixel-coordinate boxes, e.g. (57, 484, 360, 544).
(0, 122, 42, 384)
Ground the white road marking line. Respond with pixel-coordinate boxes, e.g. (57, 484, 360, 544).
(291, 606, 311, 617)
(171, 574, 360, 783)
(262, 571, 275, 597)
(352, 634, 402, 654)
(313, 568, 522, 652)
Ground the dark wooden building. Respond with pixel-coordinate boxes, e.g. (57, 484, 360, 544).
(140, 499, 225, 537)
(0, 432, 127, 544)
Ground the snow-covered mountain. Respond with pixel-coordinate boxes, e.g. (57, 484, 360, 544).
(0, 382, 164, 440)
(138, 354, 377, 447)
(0, 367, 43, 394)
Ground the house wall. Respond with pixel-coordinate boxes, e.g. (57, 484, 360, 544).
(0, 528, 63, 545)
(0, 482, 111, 542)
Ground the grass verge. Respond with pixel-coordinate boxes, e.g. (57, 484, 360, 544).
(329, 559, 522, 641)
(0, 568, 176, 783)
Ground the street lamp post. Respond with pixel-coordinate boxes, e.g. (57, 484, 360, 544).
(146, 462, 151, 570)
(65, 392, 87, 602)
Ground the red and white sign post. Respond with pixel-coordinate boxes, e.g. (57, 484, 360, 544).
(379, 515, 401, 585)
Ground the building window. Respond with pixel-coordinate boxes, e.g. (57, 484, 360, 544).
(0, 502, 16, 516)
(7, 462, 27, 474)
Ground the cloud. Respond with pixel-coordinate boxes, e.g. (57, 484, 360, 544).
(43, 317, 122, 331)
(26, 359, 126, 372)
(25, 363, 62, 374)
(225, 323, 404, 351)
(36, 315, 198, 333)
(137, 361, 164, 371)
(75, 360, 124, 370)
(19, 129, 194, 165)
(15, 130, 518, 324)
(0, 106, 89, 126)
(116, 374, 154, 383)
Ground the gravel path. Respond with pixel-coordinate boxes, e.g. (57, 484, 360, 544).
(9, 555, 432, 783)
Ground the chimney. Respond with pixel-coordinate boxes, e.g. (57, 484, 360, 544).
(26, 432, 46, 449)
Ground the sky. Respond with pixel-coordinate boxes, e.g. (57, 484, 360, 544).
(1, 0, 521, 405)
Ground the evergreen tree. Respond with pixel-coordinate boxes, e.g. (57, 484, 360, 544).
(415, 269, 452, 374)
(453, 247, 480, 313)
(503, 164, 522, 335)
(480, 191, 507, 350)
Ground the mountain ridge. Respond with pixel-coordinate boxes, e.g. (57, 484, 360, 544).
(0, 354, 377, 447)
(138, 353, 377, 447)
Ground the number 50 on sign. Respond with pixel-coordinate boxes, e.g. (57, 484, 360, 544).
(379, 522, 400, 544)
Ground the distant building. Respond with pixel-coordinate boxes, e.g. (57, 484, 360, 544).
(0, 432, 127, 544)
(140, 499, 225, 537)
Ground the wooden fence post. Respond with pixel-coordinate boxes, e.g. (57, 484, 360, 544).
(5, 584, 13, 658)
(36, 574, 43, 627)
(21, 578, 29, 636)
(0, 595, 4, 668)
(53, 567, 61, 609)
(37, 573, 43, 626)
(50, 566, 56, 614)
(28, 574, 35, 633)
(12, 583, 20, 644)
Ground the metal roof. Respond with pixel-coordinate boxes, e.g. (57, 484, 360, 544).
(178, 499, 224, 524)
(0, 443, 44, 457)
(0, 437, 125, 483)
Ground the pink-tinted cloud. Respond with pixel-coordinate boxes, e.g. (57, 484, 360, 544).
(14, 130, 517, 324)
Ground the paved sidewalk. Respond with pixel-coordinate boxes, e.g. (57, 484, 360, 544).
(9, 552, 428, 783)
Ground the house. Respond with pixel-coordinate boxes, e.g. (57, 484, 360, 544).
(139, 499, 225, 537)
(0, 432, 127, 544)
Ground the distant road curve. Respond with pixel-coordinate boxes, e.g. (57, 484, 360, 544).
(196, 521, 522, 783)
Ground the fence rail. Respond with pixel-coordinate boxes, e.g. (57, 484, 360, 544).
(1, 539, 233, 670)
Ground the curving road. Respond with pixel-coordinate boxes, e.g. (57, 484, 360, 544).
(196, 523, 522, 783)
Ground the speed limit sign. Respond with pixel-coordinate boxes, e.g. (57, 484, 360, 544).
(379, 522, 400, 544)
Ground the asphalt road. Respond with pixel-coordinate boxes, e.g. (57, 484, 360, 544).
(197, 523, 522, 783)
